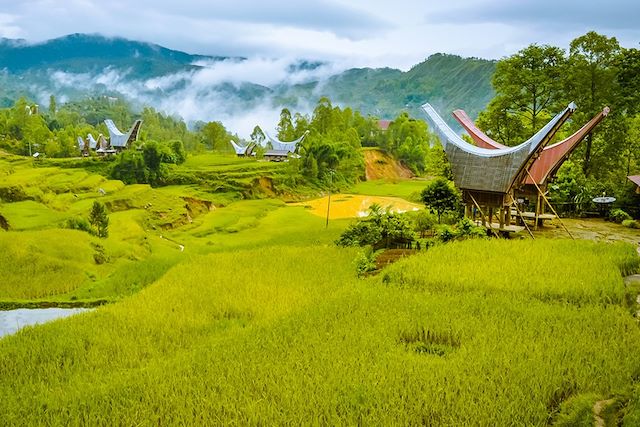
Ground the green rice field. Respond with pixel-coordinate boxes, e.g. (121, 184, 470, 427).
(1, 153, 640, 425)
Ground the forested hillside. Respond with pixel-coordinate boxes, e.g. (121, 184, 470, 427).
(0, 34, 495, 124)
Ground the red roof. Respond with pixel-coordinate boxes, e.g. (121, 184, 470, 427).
(628, 175, 640, 187)
(377, 120, 392, 131)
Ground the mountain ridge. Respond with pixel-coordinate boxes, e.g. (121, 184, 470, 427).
(0, 33, 496, 131)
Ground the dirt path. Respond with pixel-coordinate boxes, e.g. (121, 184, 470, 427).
(534, 218, 640, 245)
(593, 398, 615, 427)
(159, 235, 185, 252)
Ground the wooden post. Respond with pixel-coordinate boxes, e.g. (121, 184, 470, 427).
(468, 193, 500, 238)
(526, 170, 574, 240)
(509, 195, 535, 239)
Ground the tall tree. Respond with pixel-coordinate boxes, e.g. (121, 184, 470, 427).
(311, 97, 336, 135)
(565, 31, 621, 176)
(89, 201, 109, 238)
(48, 94, 56, 117)
(200, 121, 229, 151)
(491, 44, 565, 137)
(616, 47, 640, 115)
(476, 96, 528, 146)
(276, 108, 295, 141)
(420, 178, 461, 223)
(250, 125, 265, 146)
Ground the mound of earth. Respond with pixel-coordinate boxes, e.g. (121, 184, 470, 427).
(363, 149, 413, 181)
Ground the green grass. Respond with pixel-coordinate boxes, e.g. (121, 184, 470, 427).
(380, 239, 639, 304)
(0, 229, 98, 299)
(1, 240, 639, 425)
(2, 153, 640, 424)
(0, 201, 68, 230)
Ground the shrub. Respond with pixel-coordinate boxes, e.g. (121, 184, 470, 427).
(0, 185, 29, 202)
(91, 243, 108, 264)
(354, 248, 377, 277)
(622, 219, 640, 229)
(436, 224, 456, 242)
(336, 205, 415, 249)
(64, 216, 93, 234)
(609, 208, 632, 224)
(435, 218, 486, 243)
(455, 217, 487, 240)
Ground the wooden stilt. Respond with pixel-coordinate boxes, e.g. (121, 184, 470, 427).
(510, 195, 535, 239)
(468, 193, 500, 238)
(526, 170, 574, 240)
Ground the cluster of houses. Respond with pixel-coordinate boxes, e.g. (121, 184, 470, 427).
(230, 130, 309, 162)
(78, 119, 142, 156)
(422, 101, 614, 233)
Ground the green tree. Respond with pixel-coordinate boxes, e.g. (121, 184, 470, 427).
(142, 141, 172, 184)
(491, 44, 565, 137)
(110, 150, 149, 184)
(200, 121, 229, 150)
(89, 201, 109, 238)
(311, 97, 336, 135)
(250, 125, 266, 146)
(48, 95, 56, 117)
(294, 98, 366, 184)
(168, 140, 187, 164)
(623, 114, 640, 177)
(565, 32, 621, 176)
(277, 108, 295, 141)
(420, 178, 461, 223)
(476, 96, 528, 146)
(617, 47, 640, 115)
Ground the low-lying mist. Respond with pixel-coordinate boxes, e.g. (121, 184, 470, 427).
(42, 56, 349, 138)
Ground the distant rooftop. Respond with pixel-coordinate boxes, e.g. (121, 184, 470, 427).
(378, 120, 392, 131)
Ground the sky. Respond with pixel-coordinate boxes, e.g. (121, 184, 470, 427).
(2, 0, 640, 137)
(1, 0, 639, 70)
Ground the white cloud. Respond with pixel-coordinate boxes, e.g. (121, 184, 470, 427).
(0, 13, 24, 38)
(3, 0, 639, 69)
(5, 0, 640, 135)
(46, 57, 338, 138)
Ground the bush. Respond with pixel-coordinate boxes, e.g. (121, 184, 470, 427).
(435, 218, 486, 243)
(64, 216, 93, 234)
(0, 185, 29, 202)
(455, 217, 487, 240)
(354, 248, 377, 277)
(609, 208, 632, 224)
(622, 219, 640, 229)
(335, 206, 415, 249)
(91, 243, 108, 264)
(435, 224, 456, 242)
(335, 220, 382, 247)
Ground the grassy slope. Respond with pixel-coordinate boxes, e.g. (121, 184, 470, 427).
(0, 240, 639, 425)
(0, 156, 200, 302)
(0, 153, 339, 304)
(3, 152, 640, 424)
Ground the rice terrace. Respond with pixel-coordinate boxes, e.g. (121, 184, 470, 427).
(2, 6, 640, 426)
